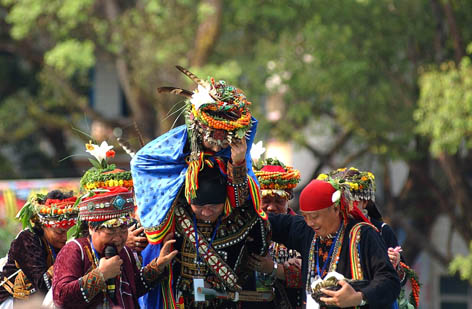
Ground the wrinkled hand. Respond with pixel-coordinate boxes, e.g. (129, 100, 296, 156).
(248, 253, 274, 274)
(126, 225, 148, 252)
(155, 233, 178, 270)
(388, 247, 401, 268)
(98, 256, 123, 280)
(320, 280, 363, 308)
(230, 138, 247, 165)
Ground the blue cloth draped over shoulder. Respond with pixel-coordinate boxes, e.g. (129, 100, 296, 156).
(133, 119, 259, 309)
(131, 118, 259, 230)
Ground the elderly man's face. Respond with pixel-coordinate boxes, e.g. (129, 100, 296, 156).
(190, 203, 224, 222)
(89, 224, 128, 255)
(261, 195, 288, 214)
(301, 205, 341, 238)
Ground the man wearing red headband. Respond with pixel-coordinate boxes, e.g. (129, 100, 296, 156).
(269, 179, 400, 308)
(0, 190, 78, 307)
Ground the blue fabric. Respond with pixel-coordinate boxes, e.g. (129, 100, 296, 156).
(132, 119, 259, 309)
(131, 118, 259, 230)
(138, 244, 162, 309)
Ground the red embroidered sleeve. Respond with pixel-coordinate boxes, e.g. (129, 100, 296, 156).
(283, 260, 302, 288)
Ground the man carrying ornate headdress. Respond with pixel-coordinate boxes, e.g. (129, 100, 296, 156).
(131, 67, 269, 308)
(0, 190, 78, 307)
(269, 178, 401, 308)
(248, 158, 303, 309)
(52, 142, 177, 308)
(318, 167, 420, 308)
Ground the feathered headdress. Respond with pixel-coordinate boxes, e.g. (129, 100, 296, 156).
(158, 66, 254, 203)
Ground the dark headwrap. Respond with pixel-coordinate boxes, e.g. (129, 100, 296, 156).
(190, 165, 227, 206)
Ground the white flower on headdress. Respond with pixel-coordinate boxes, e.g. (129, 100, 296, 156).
(332, 190, 341, 203)
(190, 85, 215, 110)
(250, 141, 266, 161)
(85, 141, 114, 163)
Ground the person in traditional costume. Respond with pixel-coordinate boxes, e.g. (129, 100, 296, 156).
(52, 141, 177, 308)
(159, 164, 271, 308)
(269, 179, 401, 308)
(0, 190, 78, 307)
(248, 158, 303, 308)
(317, 168, 420, 308)
(131, 66, 268, 308)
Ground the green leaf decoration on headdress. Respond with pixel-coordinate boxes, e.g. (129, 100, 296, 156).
(16, 193, 44, 230)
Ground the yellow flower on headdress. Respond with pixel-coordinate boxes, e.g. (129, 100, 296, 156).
(317, 173, 329, 180)
(348, 182, 359, 190)
(367, 172, 375, 180)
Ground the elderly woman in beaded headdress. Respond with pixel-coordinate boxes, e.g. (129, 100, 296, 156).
(318, 167, 420, 308)
(52, 142, 177, 309)
(247, 157, 303, 309)
(0, 190, 78, 307)
(131, 67, 267, 308)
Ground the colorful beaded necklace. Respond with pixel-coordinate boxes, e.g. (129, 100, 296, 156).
(305, 222, 346, 293)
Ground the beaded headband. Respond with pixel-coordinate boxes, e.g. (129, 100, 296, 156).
(78, 188, 134, 222)
(254, 158, 301, 199)
(17, 193, 79, 230)
(34, 196, 78, 228)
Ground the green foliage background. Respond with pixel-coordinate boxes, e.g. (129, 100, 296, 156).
(1, 0, 472, 284)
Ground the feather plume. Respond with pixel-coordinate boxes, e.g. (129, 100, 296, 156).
(176, 65, 210, 88)
(157, 86, 193, 98)
(134, 121, 145, 147)
(116, 137, 136, 158)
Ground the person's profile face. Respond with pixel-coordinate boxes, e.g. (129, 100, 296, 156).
(190, 203, 224, 222)
(261, 195, 288, 214)
(301, 206, 341, 237)
(43, 227, 69, 249)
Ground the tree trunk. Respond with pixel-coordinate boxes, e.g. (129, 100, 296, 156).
(441, 0, 465, 63)
(189, 0, 223, 67)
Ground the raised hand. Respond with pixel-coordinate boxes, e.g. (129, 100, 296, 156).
(230, 138, 247, 165)
(388, 246, 402, 268)
(155, 232, 178, 269)
(126, 225, 148, 252)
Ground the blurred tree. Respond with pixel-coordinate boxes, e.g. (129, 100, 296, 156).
(216, 0, 472, 266)
(0, 0, 226, 176)
(1, 0, 472, 271)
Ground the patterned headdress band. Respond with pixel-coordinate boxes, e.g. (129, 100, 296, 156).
(78, 187, 134, 222)
(254, 158, 301, 200)
(35, 196, 78, 228)
(17, 193, 79, 230)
